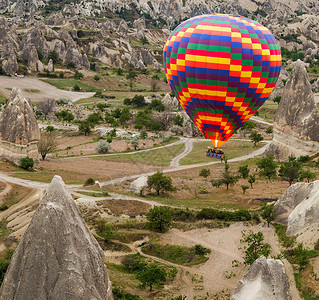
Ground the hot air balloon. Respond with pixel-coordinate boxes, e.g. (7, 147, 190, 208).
(163, 14, 281, 148)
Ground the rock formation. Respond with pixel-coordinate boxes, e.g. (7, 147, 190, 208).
(0, 175, 113, 300)
(162, 93, 180, 111)
(275, 180, 319, 245)
(130, 175, 148, 194)
(231, 256, 291, 300)
(266, 60, 319, 160)
(0, 88, 40, 164)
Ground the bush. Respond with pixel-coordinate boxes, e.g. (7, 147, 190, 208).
(240, 230, 271, 265)
(20, 157, 34, 171)
(84, 177, 95, 186)
(96, 140, 110, 154)
(94, 218, 113, 243)
(46, 125, 55, 132)
(196, 208, 251, 221)
(273, 96, 281, 103)
(131, 95, 146, 107)
(199, 168, 210, 179)
(93, 75, 100, 81)
(122, 254, 146, 272)
(73, 84, 81, 91)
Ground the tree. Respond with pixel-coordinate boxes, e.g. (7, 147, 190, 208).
(38, 133, 58, 160)
(240, 230, 271, 265)
(20, 157, 34, 170)
(248, 174, 256, 189)
(174, 115, 184, 127)
(149, 99, 165, 112)
(38, 98, 56, 119)
(299, 170, 316, 183)
(127, 71, 137, 90)
(96, 140, 110, 154)
(48, 50, 60, 64)
(199, 168, 210, 179)
(130, 137, 139, 150)
(146, 206, 172, 233)
(79, 121, 93, 136)
(151, 75, 160, 92)
(241, 185, 249, 194)
(240, 121, 256, 137)
(256, 154, 277, 180)
(136, 263, 166, 291)
(87, 113, 102, 126)
(93, 75, 100, 81)
(152, 111, 172, 131)
(238, 165, 249, 179)
(147, 171, 176, 196)
(131, 95, 146, 107)
(261, 203, 275, 227)
(119, 107, 132, 125)
(279, 156, 302, 185)
(250, 130, 264, 146)
(221, 162, 238, 190)
(74, 70, 84, 80)
(95, 218, 113, 243)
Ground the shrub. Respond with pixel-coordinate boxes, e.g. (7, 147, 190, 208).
(96, 140, 110, 153)
(273, 96, 281, 103)
(46, 125, 55, 132)
(73, 84, 80, 91)
(241, 185, 249, 194)
(314, 239, 319, 251)
(20, 157, 34, 170)
(131, 95, 146, 107)
(199, 168, 210, 179)
(196, 208, 251, 221)
(122, 254, 146, 272)
(240, 230, 271, 265)
(93, 75, 100, 81)
(95, 217, 113, 243)
(84, 177, 95, 186)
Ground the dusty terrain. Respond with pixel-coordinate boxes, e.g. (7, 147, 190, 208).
(0, 76, 94, 102)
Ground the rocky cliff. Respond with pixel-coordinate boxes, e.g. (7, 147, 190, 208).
(0, 88, 40, 164)
(266, 60, 319, 160)
(275, 180, 319, 246)
(0, 1, 319, 75)
(231, 256, 291, 300)
(0, 175, 113, 300)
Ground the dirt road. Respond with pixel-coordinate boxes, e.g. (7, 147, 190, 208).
(0, 76, 95, 102)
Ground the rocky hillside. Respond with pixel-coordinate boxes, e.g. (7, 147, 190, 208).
(0, 0, 319, 76)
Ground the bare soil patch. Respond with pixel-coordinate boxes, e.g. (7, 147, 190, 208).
(96, 199, 152, 217)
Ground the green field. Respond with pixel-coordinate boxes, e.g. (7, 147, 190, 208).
(95, 143, 185, 167)
(257, 100, 278, 123)
(42, 79, 96, 92)
(180, 140, 263, 165)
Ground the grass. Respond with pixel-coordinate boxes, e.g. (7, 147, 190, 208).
(75, 190, 109, 197)
(42, 79, 96, 92)
(257, 100, 278, 123)
(180, 140, 263, 165)
(11, 170, 84, 185)
(23, 88, 40, 93)
(0, 219, 12, 241)
(141, 243, 210, 266)
(274, 223, 296, 248)
(95, 142, 185, 167)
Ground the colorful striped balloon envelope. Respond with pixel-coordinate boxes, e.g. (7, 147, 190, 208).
(163, 14, 281, 148)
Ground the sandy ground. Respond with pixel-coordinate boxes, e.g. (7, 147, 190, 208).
(156, 224, 301, 299)
(40, 157, 159, 183)
(56, 135, 156, 156)
(0, 76, 94, 102)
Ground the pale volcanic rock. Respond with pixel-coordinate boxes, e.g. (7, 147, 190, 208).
(275, 181, 319, 245)
(0, 88, 39, 144)
(266, 60, 319, 160)
(231, 256, 291, 300)
(0, 175, 113, 300)
(0, 88, 40, 164)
